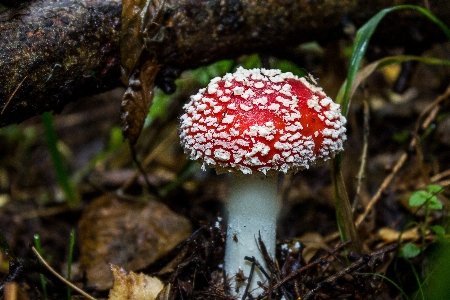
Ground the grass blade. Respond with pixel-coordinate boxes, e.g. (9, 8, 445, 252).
(42, 112, 79, 207)
(359, 273, 409, 300)
(330, 156, 361, 253)
(34, 234, 48, 299)
(338, 5, 450, 116)
(67, 229, 75, 299)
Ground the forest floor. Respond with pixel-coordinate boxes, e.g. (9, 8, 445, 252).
(1, 44, 450, 300)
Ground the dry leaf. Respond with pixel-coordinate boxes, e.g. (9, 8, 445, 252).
(120, 0, 167, 143)
(120, 0, 165, 81)
(79, 194, 192, 289)
(298, 232, 330, 262)
(109, 264, 163, 300)
(378, 227, 419, 243)
(121, 56, 160, 143)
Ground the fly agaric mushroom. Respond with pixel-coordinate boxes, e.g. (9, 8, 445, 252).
(179, 67, 346, 296)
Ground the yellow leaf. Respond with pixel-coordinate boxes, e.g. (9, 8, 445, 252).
(378, 227, 419, 243)
(109, 264, 164, 300)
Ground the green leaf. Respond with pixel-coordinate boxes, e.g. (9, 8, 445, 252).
(190, 59, 234, 87)
(402, 242, 421, 258)
(274, 60, 307, 77)
(42, 112, 80, 207)
(427, 184, 443, 194)
(409, 189, 442, 210)
(330, 156, 362, 253)
(34, 234, 48, 299)
(428, 196, 443, 210)
(148, 88, 173, 121)
(420, 241, 450, 299)
(409, 190, 431, 207)
(108, 126, 125, 151)
(430, 225, 446, 237)
(207, 59, 234, 77)
(241, 54, 262, 69)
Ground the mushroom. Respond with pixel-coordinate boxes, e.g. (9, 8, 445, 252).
(179, 67, 346, 296)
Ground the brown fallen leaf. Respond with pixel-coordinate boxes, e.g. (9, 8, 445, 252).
(298, 232, 330, 262)
(377, 227, 419, 243)
(121, 56, 160, 144)
(120, 0, 165, 81)
(120, 0, 167, 143)
(109, 264, 164, 300)
(79, 194, 192, 290)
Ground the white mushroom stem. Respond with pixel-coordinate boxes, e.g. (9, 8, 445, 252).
(225, 175, 278, 297)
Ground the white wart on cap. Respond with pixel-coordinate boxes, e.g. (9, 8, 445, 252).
(179, 67, 347, 175)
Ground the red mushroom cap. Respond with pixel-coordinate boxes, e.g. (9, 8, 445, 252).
(179, 67, 346, 175)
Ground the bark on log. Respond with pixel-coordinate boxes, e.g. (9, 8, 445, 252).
(0, 0, 449, 127)
(0, 0, 122, 126)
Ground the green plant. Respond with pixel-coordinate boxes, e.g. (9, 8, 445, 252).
(33, 234, 48, 299)
(67, 229, 75, 299)
(420, 239, 450, 300)
(400, 185, 445, 259)
(32, 231, 77, 300)
(41, 112, 80, 207)
(389, 184, 449, 300)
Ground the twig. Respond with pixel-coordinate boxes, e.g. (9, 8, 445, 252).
(430, 169, 450, 183)
(433, 179, 450, 188)
(256, 240, 352, 299)
(194, 290, 231, 300)
(242, 257, 257, 300)
(256, 234, 291, 299)
(302, 254, 371, 300)
(355, 151, 408, 227)
(31, 247, 97, 300)
(353, 98, 370, 210)
(128, 141, 159, 196)
(18, 205, 73, 219)
(256, 233, 277, 276)
(356, 84, 450, 228)
(0, 258, 47, 292)
(1, 75, 27, 114)
(119, 128, 177, 192)
(223, 268, 231, 297)
(302, 243, 398, 300)
(244, 256, 271, 281)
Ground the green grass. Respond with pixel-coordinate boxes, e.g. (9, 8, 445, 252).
(66, 229, 75, 299)
(33, 234, 48, 299)
(41, 112, 80, 207)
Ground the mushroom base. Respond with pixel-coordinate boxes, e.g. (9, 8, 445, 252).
(224, 175, 278, 297)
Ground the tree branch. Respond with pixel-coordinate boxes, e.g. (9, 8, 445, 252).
(1, 0, 449, 127)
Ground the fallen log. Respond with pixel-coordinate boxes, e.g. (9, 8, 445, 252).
(0, 0, 449, 129)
